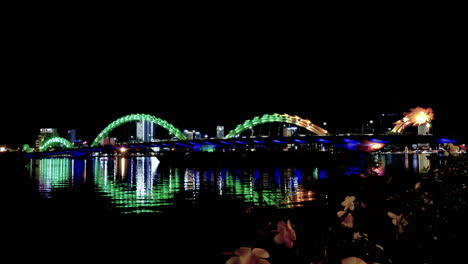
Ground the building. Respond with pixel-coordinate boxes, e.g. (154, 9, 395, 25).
(283, 126, 298, 137)
(216, 126, 224, 139)
(418, 123, 431, 135)
(100, 137, 117, 145)
(136, 121, 156, 142)
(35, 128, 58, 149)
(183, 130, 194, 140)
(68, 129, 77, 143)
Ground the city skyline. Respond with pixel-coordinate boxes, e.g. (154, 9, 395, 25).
(1, 93, 464, 148)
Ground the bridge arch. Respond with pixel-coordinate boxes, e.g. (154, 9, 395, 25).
(92, 113, 187, 147)
(39, 137, 73, 152)
(225, 113, 328, 138)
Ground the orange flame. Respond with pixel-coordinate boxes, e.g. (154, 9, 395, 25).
(391, 107, 434, 133)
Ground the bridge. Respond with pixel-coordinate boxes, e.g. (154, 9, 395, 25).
(22, 109, 449, 157)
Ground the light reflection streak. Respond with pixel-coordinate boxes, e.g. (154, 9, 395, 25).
(34, 157, 320, 213)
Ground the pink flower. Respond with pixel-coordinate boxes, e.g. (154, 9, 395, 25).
(341, 212, 354, 228)
(273, 219, 297, 248)
(225, 247, 270, 264)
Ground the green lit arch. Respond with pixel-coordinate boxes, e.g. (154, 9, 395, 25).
(92, 113, 187, 147)
(225, 113, 329, 138)
(23, 144, 33, 153)
(39, 137, 73, 152)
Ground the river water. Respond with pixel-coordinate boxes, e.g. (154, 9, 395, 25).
(27, 153, 432, 214)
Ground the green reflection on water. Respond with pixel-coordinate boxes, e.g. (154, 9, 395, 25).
(34, 157, 315, 214)
(37, 158, 71, 197)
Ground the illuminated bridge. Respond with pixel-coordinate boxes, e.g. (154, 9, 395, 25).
(22, 110, 447, 158)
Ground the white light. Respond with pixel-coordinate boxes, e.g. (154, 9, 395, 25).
(0, 147, 7, 152)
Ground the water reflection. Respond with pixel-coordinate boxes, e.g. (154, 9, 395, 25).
(30, 153, 434, 214)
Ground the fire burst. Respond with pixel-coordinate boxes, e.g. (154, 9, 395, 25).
(391, 107, 434, 134)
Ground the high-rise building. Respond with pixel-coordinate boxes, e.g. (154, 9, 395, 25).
(36, 128, 58, 149)
(216, 126, 224, 139)
(136, 121, 156, 142)
(68, 129, 77, 143)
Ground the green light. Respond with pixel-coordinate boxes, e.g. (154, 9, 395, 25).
(23, 144, 32, 153)
(226, 113, 328, 138)
(92, 113, 187, 147)
(37, 158, 71, 196)
(39, 137, 73, 152)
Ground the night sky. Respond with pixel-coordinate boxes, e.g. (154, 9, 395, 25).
(1, 17, 466, 147)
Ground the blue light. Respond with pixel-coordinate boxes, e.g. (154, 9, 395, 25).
(235, 141, 248, 144)
(317, 138, 332, 143)
(318, 170, 328, 179)
(202, 141, 216, 145)
(342, 138, 360, 144)
(438, 138, 457, 144)
(162, 143, 172, 147)
(150, 144, 161, 147)
(189, 142, 203, 146)
(272, 140, 286, 144)
(253, 140, 265, 144)
(219, 141, 232, 145)
(293, 139, 307, 144)
(175, 143, 190, 147)
(369, 138, 389, 144)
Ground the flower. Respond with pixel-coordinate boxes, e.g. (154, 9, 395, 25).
(414, 182, 421, 190)
(352, 231, 362, 240)
(273, 219, 297, 248)
(341, 196, 356, 211)
(387, 212, 409, 234)
(225, 247, 270, 264)
(341, 256, 367, 264)
(340, 212, 354, 228)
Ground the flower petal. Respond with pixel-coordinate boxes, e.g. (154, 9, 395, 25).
(277, 220, 287, 231)
(337, 210, 346, 218)
(234, 247, 251, 257)
(285, 239, 294, 248)
(289, 229, 297, 241)
(341, 213, 354, 228)
(341, 256, 366, 264)
(257, 259, 271, 264)
(252, 248, 270, 259)
(225, 256, 240, 264)
(274, 233, 285, 245)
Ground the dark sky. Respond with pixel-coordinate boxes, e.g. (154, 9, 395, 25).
(1, 16, 466, 147)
